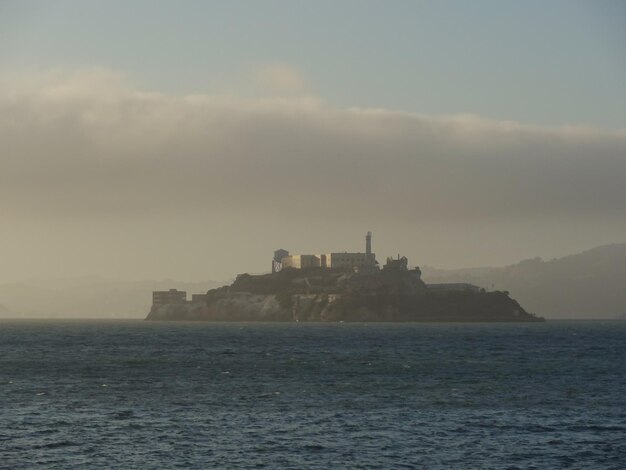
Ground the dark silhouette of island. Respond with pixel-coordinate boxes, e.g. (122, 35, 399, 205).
(147, 256, 542, 323)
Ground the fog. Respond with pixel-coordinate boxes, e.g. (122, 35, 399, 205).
(2, 68, 626, 285)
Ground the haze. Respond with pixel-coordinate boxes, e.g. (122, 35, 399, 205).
(1, 1, 625, 294)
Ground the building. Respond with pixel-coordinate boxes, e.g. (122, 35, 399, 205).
(383, 255, 409, 271)
(281, 254, 322, 269)
(152, 289, 187, 306)
(323, 252, 374, 269)
(272, 249, 290, 273)
(191, 294, 207, 303)
(277, 232, 377, 271)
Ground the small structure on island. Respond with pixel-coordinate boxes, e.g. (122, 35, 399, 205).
(272, 249, 290, 273)
(152, 289, 187, 306)
(384, 255, 408, 271)
(383, 254, 423, 280)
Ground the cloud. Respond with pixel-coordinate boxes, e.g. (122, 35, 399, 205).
(253, 62, 308, 94)
(1, 67, 626, 225)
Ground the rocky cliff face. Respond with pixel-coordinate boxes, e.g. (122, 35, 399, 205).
(146, 267, 543, 322)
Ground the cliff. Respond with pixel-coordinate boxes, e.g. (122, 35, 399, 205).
(146, 267, 543, 322)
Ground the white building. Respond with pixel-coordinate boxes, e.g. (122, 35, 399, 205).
(281, 254, 322, 269)
(323, 252, 375, 269)
(278, 232, 377, 271)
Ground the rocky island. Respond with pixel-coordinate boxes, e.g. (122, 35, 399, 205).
(146, 234, 543, 322)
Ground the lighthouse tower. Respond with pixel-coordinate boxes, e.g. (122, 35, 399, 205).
(365, 231, 376, 267)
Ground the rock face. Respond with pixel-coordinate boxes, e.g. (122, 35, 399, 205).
(146, 267, 543, 322)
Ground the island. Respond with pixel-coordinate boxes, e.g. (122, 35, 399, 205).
(146, 233, 543, 322)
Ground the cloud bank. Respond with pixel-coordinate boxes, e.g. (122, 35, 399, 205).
(2, 67, 626, 282)
(2, 68, 625, 226)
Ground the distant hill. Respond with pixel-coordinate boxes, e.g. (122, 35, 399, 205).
(0, 278, 226, 318)
(421, 244, 626, 319)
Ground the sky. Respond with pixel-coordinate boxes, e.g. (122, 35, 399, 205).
(1, 0, 625, 283)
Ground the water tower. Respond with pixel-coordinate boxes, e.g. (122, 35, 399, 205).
(272, 249, 289, 273)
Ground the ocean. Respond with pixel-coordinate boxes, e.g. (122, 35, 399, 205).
(1, 320, 625, 469)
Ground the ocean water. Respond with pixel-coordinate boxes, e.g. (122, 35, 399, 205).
(1, 321, 625, 469)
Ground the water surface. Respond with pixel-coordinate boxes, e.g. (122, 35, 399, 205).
(1, 320, 625, 468)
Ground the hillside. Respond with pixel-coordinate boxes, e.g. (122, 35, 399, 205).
(422, 244, 626, 319)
